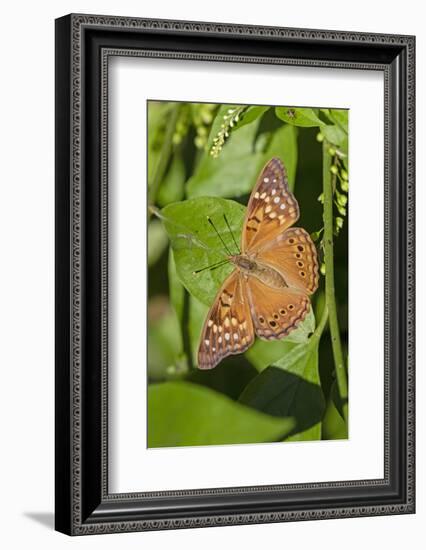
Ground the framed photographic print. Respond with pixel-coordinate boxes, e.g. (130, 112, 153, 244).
(55, 14, 415, 535)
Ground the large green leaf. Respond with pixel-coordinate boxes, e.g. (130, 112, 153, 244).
(187, 111, 263, 198)
(187, 154, 265, 198)
(239, 324, 325, 439)
(148, 381, 295, 447)
(161, 197, 245, 306)
(275, 107, 325, 128)
(162, 196, 316, 369)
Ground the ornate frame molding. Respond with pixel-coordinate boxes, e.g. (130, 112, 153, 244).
(55, 13, 415, 535)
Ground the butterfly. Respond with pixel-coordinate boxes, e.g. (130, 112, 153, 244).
(197, 157, 319, 370)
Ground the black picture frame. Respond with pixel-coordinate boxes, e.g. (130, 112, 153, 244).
(55, 13, 415, 535)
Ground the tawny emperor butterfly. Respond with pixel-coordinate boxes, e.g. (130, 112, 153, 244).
(197, 157, 319, 370)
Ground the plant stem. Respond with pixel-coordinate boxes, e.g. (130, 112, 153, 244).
(322, 141, 348, 423)
(311, 302, 329, 345)
(148, 103, 180, 216)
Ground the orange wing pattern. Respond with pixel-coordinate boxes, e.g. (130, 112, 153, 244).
(242, 158, 299, 253)
(196, 157, 319, 370)
(257, 227, 319, 295)
(246, 276, 310, 341)
(197, 270, 254, 370)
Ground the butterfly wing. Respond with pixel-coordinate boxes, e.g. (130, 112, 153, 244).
(245, 275, 311, 340)
(242, 157, 299, 253)
(257, 227, 319, 295)
(197, 270, 254, 370)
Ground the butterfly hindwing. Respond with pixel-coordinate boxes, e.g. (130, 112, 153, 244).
(198, 270, 254, 370)
(242, 157, 299, 253)
(257, 227, 319, 295)
(245, 275, 310, 340)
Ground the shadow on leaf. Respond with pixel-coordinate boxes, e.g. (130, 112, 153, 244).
(188, 354, 258, 401)
(239, 366, 325, 438)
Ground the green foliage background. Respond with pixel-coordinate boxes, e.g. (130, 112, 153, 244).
(147, 101, 349, 447)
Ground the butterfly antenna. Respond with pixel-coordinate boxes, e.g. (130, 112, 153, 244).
(207, 216, 233, 256)
(193, 259, 229, 275)
(223, 213, 240, 254)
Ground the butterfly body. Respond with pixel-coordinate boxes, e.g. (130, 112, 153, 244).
(197, 158, 319, 370)
(230, 254, 288, 289)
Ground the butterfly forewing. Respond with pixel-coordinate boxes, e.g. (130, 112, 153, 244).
(242, 157, 300, 253)
(198, 270, 254, 370)
(245, 276, 310, 340)
(257, 227, 319, 295)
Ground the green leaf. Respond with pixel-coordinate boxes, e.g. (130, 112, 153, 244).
(239, 321, 325, 440)
(233, 105, 270, 130)
(161, 197, 245, 306)
(322, 125, 348, 151)
(148, 219, 169, 267)
(187, 114, 263, 198)
(187, 154, 265, 198)
(189, 295, 208, 366)
(285, 307, 316, 343)
(148, 381, 295, 447)
(275, 107, 325, 128)
(245, 339, 298, 372)
(286, 423, 321, 442)
(321, 108, 348, 133)
(157, 152, 186, 207)
(264, 124, 298, 190)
